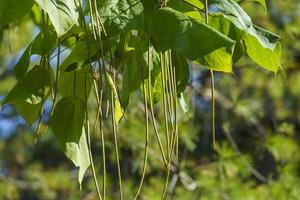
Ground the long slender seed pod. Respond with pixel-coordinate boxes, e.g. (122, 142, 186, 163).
(147, 26, 168, 168)
(164, 52, 175, 161)
(204, 0, 216, 150)
(84, 66, 103, 200)
(34, 12, 48, 144)
(107, 54, 123, 200)
(168, 51, 178, 160)
(160, 52, 172, 198)
(133, 67, 149, 200)
(50, 42, 60, 116)
(160, 53, 170, 159)
(110, 85, 123, 200)
(210, 69, 216, 149)
(75, 1, 107, 198)
(94, 78, 107, 199)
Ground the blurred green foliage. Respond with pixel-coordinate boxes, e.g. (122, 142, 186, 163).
(1, 0, 300, 199)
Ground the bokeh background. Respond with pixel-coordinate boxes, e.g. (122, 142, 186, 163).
(1, 0, 300, 199)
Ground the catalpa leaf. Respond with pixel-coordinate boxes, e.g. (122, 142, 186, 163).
(2, 65, 53, 124)
(51, 97, 90, 185)
(98, 0, 144, 37)
(0, 0, 34, 27)
(183, 0, 204, 10)
(209, 0, 252, 31)
(35, 0, 79, 37)
(60, 36, 119, 72)
(60, 40, 97, 72)
(167, 0, 203, 19)
(14, 30, 57, 80)
(245, 26, 281, 72)
(208, 0, 281, 72)
(236, 0, 267, 11)
(151, 7, 235, 72)
(59, 65, 93, 102)
(120, 36, 147, 108)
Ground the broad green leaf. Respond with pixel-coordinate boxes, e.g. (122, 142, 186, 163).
(61, 36, 119, 72)
(2, 65, 53, 124)
(120, 48, 144, 108)
(51, 97, 90, 184)
(202, 47, 233, 72)
(183, 0, 204, 10)
(60, 40, 97, 72)
(0, 0, 34, 27)
(236, 0, 267, 11)
(245, 26, 281, 72)
(58, 65, 93, 101)
(167, 0, 202, 19)
(208, 0, 281, 72)
(98, 0, 144, 37)
(120, 36, 147, 108)
(151, 7, 235, 72)
(106, 73, 124, 123)
(209, 0, 252, 31)
(14, 30, 57, 80)
(35, 0, 79, 37)
(209, 16, 244, 62)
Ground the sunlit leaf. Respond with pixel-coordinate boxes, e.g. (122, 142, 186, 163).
(14, 30, 57, 80)
(98, 0, 144, 37)
(208, 0, 281, 72)
(59, 65, 93, 101)
(35, 0, 79, 37)
(237, 0, 267, 11)
(51, 97, 90, 184)
(245, 26, 281, 72)
(120, 36, 148, 108)
(2, 65, 53, 124)
(60, 40, 97, 72)
(151, 7, 235, 72)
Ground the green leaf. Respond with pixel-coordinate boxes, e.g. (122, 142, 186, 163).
(209, 0, 252, 31)
(51, 97, 90, 184)
(245, 26, 281, 72)
(98, 0, 144, 37)
(167, 0, 203, 19)
(183, 0, 204, 10)
(0, 0, 34, 27)
(14, 30, 57, 80)
(61, 36, 119, 72)
(60, 40, 97, 72)
(58, 65, 93, 101)
(237, 0, 267, 11)
(120, 36, 147, 108)
(2, 65, 53, 124)
(208, 0, 281, 72)
(106, 73, 124, 123)
(120, 49, 143, 108)
(35, 0, 79, 37)
(151, 7, 235, 72)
